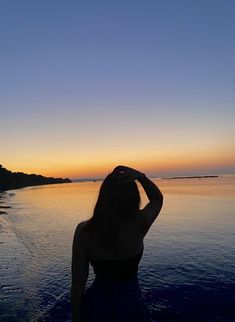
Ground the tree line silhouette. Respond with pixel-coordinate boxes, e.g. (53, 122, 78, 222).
(0, 165, 71, 191)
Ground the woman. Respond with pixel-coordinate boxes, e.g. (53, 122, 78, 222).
(71, 165, 163, 322)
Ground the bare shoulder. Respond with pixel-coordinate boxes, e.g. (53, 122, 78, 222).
(73, 220, 89, 241)
(75, 220, 88, 231)
(136, 200, 163, 235)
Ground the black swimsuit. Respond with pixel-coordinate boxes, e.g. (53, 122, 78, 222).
(81, 245, 152, 321)
(90, 246, 144, 281)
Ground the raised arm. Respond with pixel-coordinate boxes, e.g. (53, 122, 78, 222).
(71, 222, 89, 322)
(137, 173, 163, 229)
(112, 165, 163, 232)
(138, 173, 163, 203)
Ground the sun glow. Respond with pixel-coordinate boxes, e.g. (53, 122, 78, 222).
(3, 142, 234, 179)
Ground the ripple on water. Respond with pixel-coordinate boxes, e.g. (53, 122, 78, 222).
(1, 178, 235, 321)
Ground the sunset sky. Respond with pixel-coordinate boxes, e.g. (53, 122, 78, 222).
(1, 1, 235, 179)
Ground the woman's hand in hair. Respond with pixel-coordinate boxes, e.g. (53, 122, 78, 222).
(112, 165, 145, 183)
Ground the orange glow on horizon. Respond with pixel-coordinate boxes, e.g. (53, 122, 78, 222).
(4, 143, 235, 179)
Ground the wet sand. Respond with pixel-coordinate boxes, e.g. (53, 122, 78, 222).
(0, 216, 30, 321)
(0, 217, 24, 293)
(0, 196, 9, 214)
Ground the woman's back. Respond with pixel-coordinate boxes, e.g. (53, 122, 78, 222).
(71, 166, 163, 322)
(81, 217, 145, 261)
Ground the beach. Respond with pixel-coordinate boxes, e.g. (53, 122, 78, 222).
(0, 176, 235, 321)
(0, 220, 23, 319)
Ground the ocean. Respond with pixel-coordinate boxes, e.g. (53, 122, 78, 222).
(0, 175, 235, 321)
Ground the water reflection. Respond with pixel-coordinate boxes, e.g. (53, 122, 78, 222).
(0, 175, 235, 321)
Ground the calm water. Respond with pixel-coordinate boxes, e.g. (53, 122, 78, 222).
(0, 175, 235, 322)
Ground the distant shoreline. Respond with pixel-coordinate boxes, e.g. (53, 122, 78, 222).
(0, 165, 72, 192)
(161, 175, 220, 180)
(72, 175, 222, 182)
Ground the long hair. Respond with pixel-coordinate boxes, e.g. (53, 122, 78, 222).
(87, 173, 140, 252)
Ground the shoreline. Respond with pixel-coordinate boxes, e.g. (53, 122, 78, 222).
(0, 165, 72, 192)
(0, 176, 234, 322)
(0, 216, 28, 305)
(161, 175, 220, 180)
(0, 181, 72, 193)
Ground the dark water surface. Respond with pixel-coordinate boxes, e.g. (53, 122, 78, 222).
(0, 175, 235, 321)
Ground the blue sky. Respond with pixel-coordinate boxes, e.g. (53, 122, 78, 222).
(1, 0, 235, 177)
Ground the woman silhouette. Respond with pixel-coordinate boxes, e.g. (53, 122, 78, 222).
(71, 165, 163, 322)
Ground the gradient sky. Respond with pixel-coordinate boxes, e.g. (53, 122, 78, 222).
(1, 0, 235, 178)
